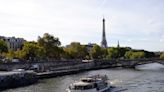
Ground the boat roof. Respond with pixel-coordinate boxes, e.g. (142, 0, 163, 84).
(81, 75, 108, 81)
(81, 77, 93, 80)
(73, 81, 92, 86)
(70, 75, 108, 87)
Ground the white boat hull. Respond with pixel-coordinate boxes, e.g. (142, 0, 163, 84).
(67, 75, 110, 92)
(67, 85, 110, 92)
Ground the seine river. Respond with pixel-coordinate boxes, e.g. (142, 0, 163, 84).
(3, 63, 164, 92)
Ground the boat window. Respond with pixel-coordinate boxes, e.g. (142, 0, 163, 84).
(70, 85, 94, 90)
(83, 85, 94, 89)
(81, 79, 95, 82)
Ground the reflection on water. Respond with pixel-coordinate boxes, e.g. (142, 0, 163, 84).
(3, 67, 164, 92)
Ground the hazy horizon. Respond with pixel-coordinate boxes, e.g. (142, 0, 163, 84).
(0, 0, 164, 51)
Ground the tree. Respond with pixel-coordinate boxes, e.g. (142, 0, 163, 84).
(119, 47, 131, 58)
(0, 40, 8, 54)
(101, 48, 108, 59)
(124, 50, 133, 59)
(160, 53, 164, 58)
(15, 49, 26, 59)
(62, 48, 71, 59)
(89, 45, 103, 59)
(133, 52, 145, 59)
(143, 50, 155, 58)
(124, 50, 145, 59)
(37, 33, 62, 59)
(20, 41, 45, 60)
(38, 33, 61, 47)
(106, 47, 119, 59)
(105, 47, 131, 59)
(5, 49, 15, 59)
(64, 42, 88, 59)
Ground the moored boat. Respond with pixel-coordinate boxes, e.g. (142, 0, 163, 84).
(66, 75, 110, 92)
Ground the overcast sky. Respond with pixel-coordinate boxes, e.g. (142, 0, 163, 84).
(0, 0, 164, 51)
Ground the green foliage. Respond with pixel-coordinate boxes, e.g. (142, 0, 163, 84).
(104, 47, 132, 59)
(15, 49, 26, 59)
(124, 50, 133, 59)
(143, 51, 155, 58)
(124, 50, 145, 59)
(5, 49, 15, 59)
(64, 42, 88, 59)
(160, 53, 164, 58)
(0, 40, 8, 54)
(20, 41, 45, 60)
(119, 47, 131, 58)
(1, 33, 158, 61)
(90, 45, 103, 59)
(37, 33, 62, 59)
(38, 33, 61, 47)
(101, 48, 108, 59)
(106, 47, 119, 59)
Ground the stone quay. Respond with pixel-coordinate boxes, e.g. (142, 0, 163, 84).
(0, 71, 37, 90)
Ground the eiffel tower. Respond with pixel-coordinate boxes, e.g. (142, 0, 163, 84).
(101, 18, 108, 48)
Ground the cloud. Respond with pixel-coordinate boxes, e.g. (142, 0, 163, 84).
(160, 35, 164, 42)
(0, 0, 164, 51)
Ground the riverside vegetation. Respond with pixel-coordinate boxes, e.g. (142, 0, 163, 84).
(0, 33, 163, 62)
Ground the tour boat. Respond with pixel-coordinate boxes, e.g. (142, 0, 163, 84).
(66, 75, 111, 92)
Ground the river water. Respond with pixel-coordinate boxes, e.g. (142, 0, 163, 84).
(3, 63, 164, 92)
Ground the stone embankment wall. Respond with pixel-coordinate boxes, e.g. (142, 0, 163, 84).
(0, 71, 37, 90)
(0, 60, 115, 72)
(0, 59, 163, 72)
(0, 60, 83, 72)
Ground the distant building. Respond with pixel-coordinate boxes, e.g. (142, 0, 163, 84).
(0, 36, 5, 39)
(0, 36, 25, 50)
(101, 18, 108, 48)
(84, 43, 96, 51)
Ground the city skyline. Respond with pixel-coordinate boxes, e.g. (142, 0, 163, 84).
(0, 0, 164, 51)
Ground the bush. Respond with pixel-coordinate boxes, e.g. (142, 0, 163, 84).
(160, 53, 164, 58)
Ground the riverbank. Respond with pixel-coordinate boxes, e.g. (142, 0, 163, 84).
(36, 62, 118, 79)
(0, 61, 108, 90)
(0, 71, 37, 90)
(0, 59, 163, 90)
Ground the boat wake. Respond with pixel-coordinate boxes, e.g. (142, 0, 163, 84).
(110, 86, 128, 92)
